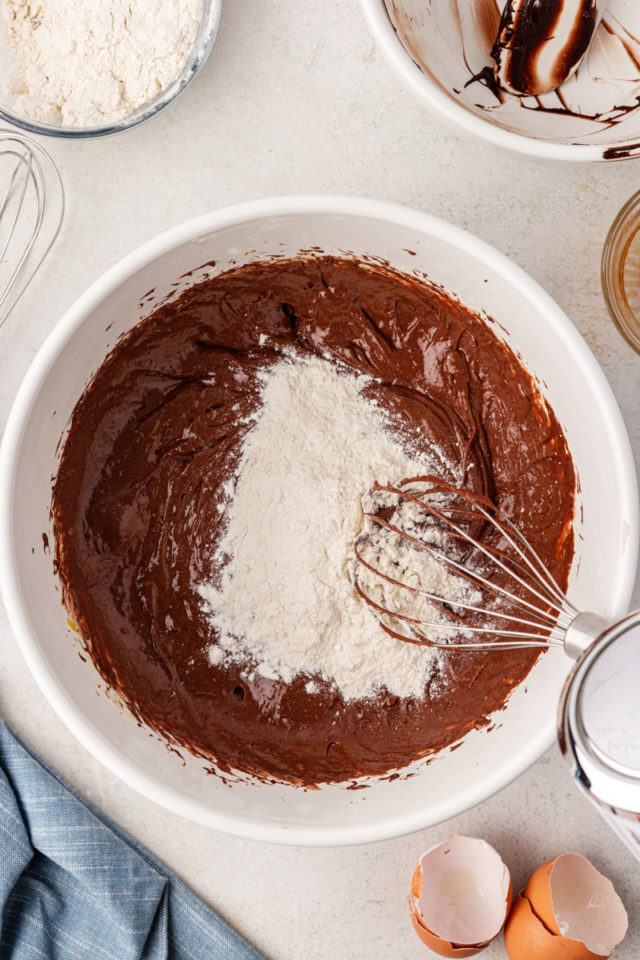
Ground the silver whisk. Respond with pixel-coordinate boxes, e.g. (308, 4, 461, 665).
(353, 474, 612, 660)
(354, 476, 640, 861)
(0, 130, 64, 329)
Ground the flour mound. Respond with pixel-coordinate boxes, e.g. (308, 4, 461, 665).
(199, 355, 463, 702)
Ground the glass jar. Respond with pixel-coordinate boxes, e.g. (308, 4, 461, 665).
(602, 190, 640, 354)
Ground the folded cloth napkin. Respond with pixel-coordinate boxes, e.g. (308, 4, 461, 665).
(0, 720, 264, 960)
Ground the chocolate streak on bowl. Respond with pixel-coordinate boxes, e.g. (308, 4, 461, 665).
(491, 0, 598, 97)
(51, 257, 575, 786)
(383, 0, 640, 159)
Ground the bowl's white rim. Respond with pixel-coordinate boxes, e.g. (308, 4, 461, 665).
(0, 194, 637, 846)
(359, 0, 639, 163)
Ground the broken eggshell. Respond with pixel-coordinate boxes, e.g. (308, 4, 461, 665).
(409, 835, 512, 956)
(504, 853, 628, 960)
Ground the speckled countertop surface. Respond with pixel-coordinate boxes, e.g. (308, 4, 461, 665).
(0, 2, 639, 958)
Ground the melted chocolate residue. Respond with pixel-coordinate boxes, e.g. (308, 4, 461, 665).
(384, 0, 640, 158)
(491, 0, 597, 96)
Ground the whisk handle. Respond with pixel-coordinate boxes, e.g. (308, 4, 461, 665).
(564, 611, 611, 660)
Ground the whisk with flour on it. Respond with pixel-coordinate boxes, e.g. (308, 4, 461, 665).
(353, 474, 613, 661)
(0, 130, 64, 330)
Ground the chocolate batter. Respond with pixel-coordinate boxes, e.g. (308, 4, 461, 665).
(51, 257, 575, 785)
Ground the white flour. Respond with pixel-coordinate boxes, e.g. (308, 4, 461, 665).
(355, 487, 481, 647)
(2, 0, 202, 126)
(198, 355, 475, 702)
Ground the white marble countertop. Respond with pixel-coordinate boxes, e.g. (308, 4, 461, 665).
(0, 2, 639, 957)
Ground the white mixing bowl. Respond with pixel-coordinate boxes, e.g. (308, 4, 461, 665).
(0, 196, 637, 845)
(362, 0, 640, 162)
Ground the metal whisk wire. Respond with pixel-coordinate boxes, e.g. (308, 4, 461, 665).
(353, 475, 580, 651)
(0, 130, 64, 330)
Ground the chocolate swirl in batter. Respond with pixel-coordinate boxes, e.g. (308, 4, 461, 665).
(52, 257, 575, 785)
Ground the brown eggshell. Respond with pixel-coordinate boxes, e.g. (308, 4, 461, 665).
(408, 838, 513, 957)
(504, 893, 606, 960)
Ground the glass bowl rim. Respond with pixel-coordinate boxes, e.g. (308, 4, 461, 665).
(601, 188, 640, 355)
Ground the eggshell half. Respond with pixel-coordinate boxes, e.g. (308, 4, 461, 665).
(505, 853, 628, 960)
(409, 835, 512, 956)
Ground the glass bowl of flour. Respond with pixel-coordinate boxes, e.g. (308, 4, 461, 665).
(0, 0, 221, 137)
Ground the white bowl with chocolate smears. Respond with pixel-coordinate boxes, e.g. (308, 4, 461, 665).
(0, 196, 637, 844)
(362, 0, 640, 161)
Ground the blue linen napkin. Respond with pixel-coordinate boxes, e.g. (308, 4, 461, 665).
(0, 720, 264, 960)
